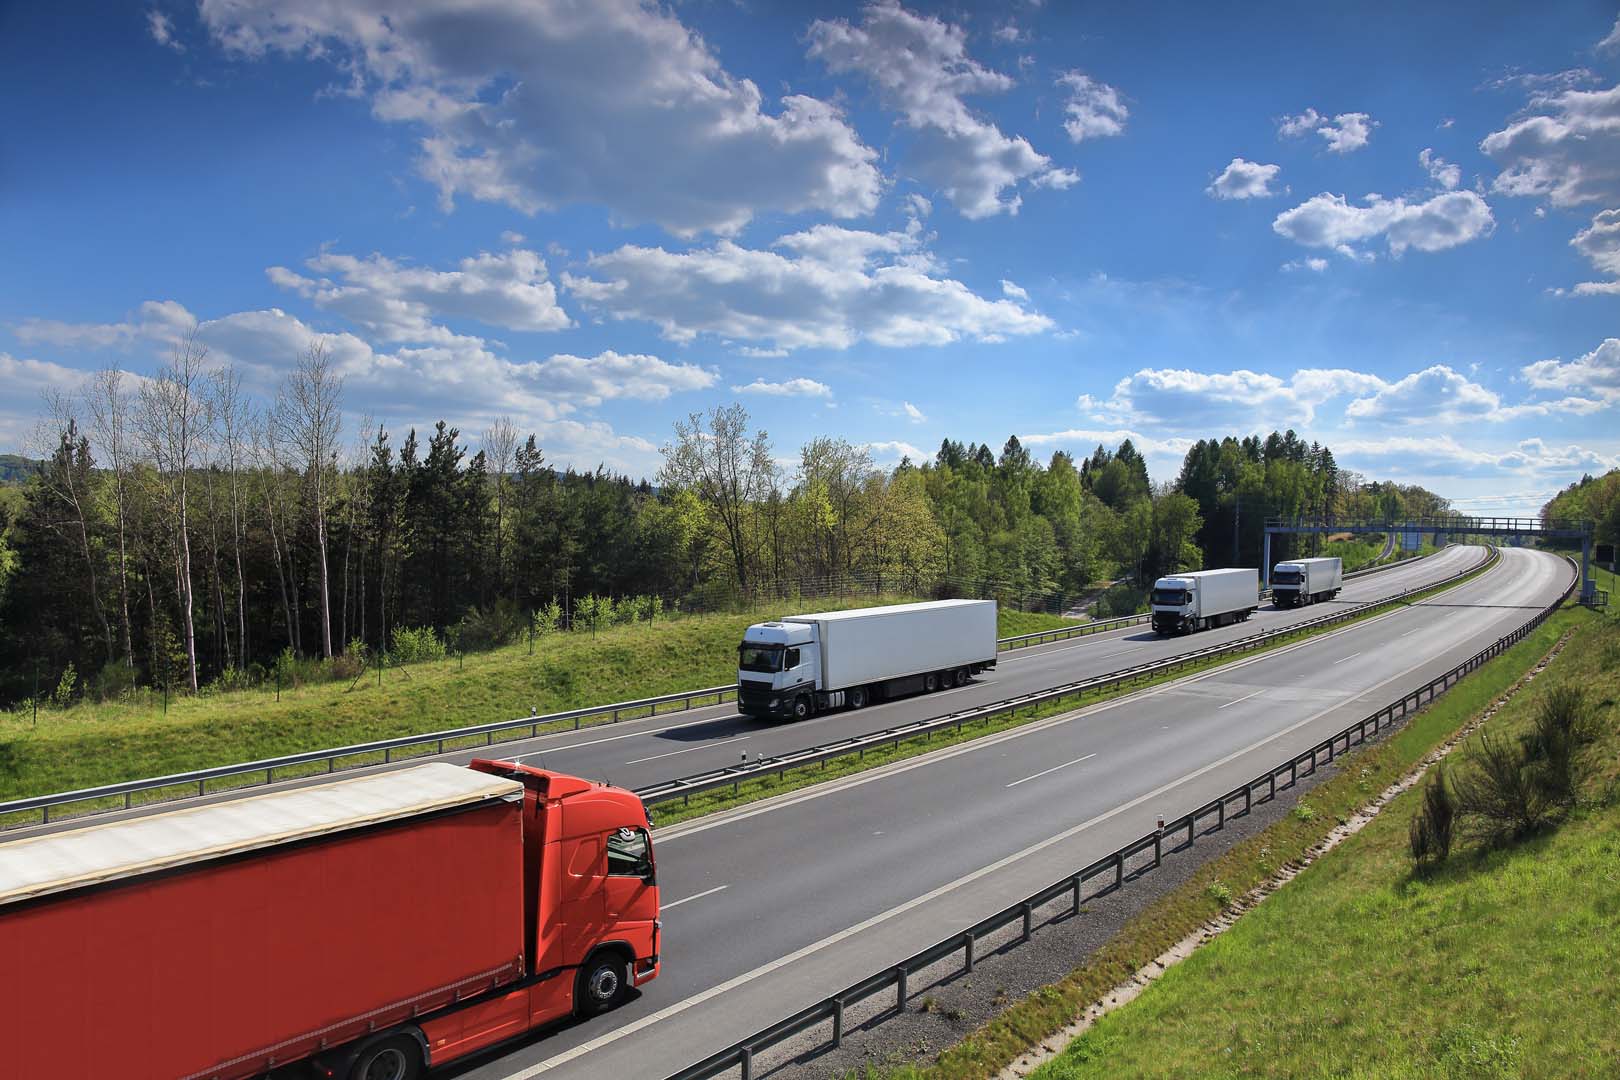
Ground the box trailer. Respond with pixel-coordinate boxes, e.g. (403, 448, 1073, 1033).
(1271, 556, 1344, 607)
(0, 760, 659, 1080)
(738, 599, 998, 719)
(1150, 568, 1258, 634)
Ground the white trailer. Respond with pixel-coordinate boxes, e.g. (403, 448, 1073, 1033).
(1150, 568, 1258, 635)
(1271, 556, 1343, 607)
(737, 599, 997, 720)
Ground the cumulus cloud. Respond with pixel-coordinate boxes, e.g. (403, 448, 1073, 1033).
(1057, 71, 1128, 143)
(268, 248, 572, 341)
(1602, 15, 1620, 52)
(1001, 279, 1030, 301)
(732, 377, 833, 398)
(1334, 435, 1618, 478)
(1419, 148, 1461, 190)
(867, 439, 928, 464)
(562, 223, 1052, 352)
(902, 401, 927, 422)
(1277, 108, 1377, 153)
(199, 0, 881, 236)
(1342, 365, 1503, 424)
(1272, 191, 1495, 258)
(1481, 82, 1620, 207)
(1207, 157, 1282, 200)
(15, 300, 195, 349)
(1281, 257, 1329, 273)
(0, 354, 95, 452)
(807, 1, 1072, 218)
(1521, 338, 1620, 402)
(1567, 209, 1620, 294)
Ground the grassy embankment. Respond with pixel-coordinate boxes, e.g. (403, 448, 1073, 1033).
(1030, 611, 1620, 1080)
(855, 601, 1601, 1080)
(0, 600, 1074, 808)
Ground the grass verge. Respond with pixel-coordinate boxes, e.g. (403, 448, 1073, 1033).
(1027, 610, 1620, 1080)
(853, 602, 1591, 1080)
(649, 551, 1501, 830)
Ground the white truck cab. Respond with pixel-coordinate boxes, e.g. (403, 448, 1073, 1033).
(737, 621, 822, 720)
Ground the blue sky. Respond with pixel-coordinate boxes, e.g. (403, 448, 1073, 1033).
(3, 1, 1619, 515)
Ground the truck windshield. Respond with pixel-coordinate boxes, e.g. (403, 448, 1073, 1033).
(1273, 568, 1302, 584)
(1151, 589, 1189, 606)
(607, 827, 652, 877)
(738, 644, 785, 672)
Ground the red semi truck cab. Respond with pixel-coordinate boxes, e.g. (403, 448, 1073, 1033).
(0, 759, 659, 1080)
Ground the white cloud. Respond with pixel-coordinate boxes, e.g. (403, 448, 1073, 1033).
(1521, 338, 1620, 402)
(1056, 71, 1128, 143)
(867, 439, 927, 464)
(522, 351, 716, 405)
(267, 248, 572, 341)
(1272, 191, 1495, 257)
(1419, 148, 1461, 190)
(1277, 108, 1377, 153)
(991, 22, 1027, 44)
(563, 223, 1052, 352)
(732, 377, 833, 398)
(1568, 208, 1620, 294)
(148, 10, 184, 51)
(1088, 367, 1387, 429)
(1342, 365, 1502, 424)
(200, 0, 881, 236)
(15, 299, 194, 349)
(500, 230, 525, 246)
(1207, 157, 1282, 200)
(903, 401, 926, 422)
(807, 1, 1070, 218)
(1000, 279, 1030, 301)
(0, 354, 94, 452)
(1281, 257, 1329, 273)
(1481, 82, 1620, 207)
(1599, 15, 1620, 52)
(1334, 435, 1618, 478)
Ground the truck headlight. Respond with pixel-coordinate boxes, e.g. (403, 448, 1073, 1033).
(769, 697, 780, 707)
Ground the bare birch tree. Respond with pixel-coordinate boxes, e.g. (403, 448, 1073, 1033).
(34, 391, 115, 665)
(272, 338, 343, 658)
(136, 329, 210, 692)
(84, 366, 137, 668)
(659, 404, 775, 591)
(482, 416, 517, 597)
(209, 363, 251, 669)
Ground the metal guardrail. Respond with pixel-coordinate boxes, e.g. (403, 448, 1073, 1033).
(636, 547, 1497, 808)
(661, 555, 1576, 1080)
(0, 684, 738, 829)
(0, 547, 1466, 831)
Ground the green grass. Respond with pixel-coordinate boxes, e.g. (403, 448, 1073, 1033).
(997, 609, 1085, 638)
(1591, 561, 1618, 619)
(1030, 612, 1620, 1080)
(862, 597, 1587, 1080)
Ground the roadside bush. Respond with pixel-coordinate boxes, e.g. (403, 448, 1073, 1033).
(1453, 731, 1551, 845)
(390, 625, 446, 665)
(330, 643, 366, 682)
(1521, 685, 1591, 805)
(51, 663, 77, 708)
(205, 665, 254, 695)
(1091, 584, 1148, 619)
(456, 601, 524, 652)
(531, 601, 562, 638)
(1408, 763, 1456, 868)
(89, 660, 139, 702)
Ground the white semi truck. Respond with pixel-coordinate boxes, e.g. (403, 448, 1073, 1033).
(1270, 556, 1343, 607)
(737, 599, 998, 720)
(1150, 568, 1258, 635)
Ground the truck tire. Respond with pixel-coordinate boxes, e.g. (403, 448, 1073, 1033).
(348, 1035, 423, 1080)
(924, 672, 939, 692)
(576, 951, 630, 1016)
(849, 686, 869, 709)
(791, 695, 811, 721)
(954, 667, 969, 687)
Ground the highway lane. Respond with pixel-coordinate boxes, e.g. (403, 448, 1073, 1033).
(429, 544, 1486, 791)
(3, 546, 1479, 842)
(442, 546, 1568, 1079)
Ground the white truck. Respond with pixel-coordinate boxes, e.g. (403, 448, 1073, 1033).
(737, 599, 998, 720)
(1270, 556, 1343, 608)
(1150, 568, 1258, 635)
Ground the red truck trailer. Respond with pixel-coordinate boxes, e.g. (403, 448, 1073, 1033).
(0, 759, 659, 1080)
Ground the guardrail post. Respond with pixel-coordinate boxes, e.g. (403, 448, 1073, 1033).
(1022, 902, 1033, 941)
(1115, 852, 1124, 889)
(964, 932, 975, 973)
(1072, 875, 1082, 915)
(896, 965, 908, 1012)
(1217, 798, 1225, 830)
(1154, 820, 1163, 867)
(739, 1045, 752, 1080)
(832, 998, 845, 1047)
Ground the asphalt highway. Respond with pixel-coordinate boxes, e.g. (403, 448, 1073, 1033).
(441, 546, 1569, 1079)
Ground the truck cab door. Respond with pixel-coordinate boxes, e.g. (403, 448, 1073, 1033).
(603, 827, 657, 922)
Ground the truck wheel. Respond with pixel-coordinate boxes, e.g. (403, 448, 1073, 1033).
(791, 696, 811, 721)
(924, 672, 939, 692)
(954, 668, 968, 687)
(576, 952, 630, 1016)
(849, 686, 868, 709)
(348, 1035, 423, 1080)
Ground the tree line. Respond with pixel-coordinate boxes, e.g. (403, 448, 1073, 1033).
(0, 349, 1450, 707)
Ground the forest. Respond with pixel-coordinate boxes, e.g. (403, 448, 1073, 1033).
(1540, 468, 1620, 552)
(0, 339, 1452, 707)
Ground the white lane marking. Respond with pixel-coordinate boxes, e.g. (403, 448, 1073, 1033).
(1006, 753, 1097, 788)
(625, 736, 749, 765)
(661, 884, 728, 910)
(1218, 689, 1266, 710)
(1400, 628, 1421, 638)
(1333, 652, 1362, 665)
(503, 637, 1469, 1078)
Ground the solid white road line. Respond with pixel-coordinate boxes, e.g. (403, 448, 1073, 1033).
(661, 884, 728, 910)
(1006, 753, 1097, 788)
(625, 736, 749, 765)
(1333, 651, 1363, 665)
(1218, 689, 1266, 710)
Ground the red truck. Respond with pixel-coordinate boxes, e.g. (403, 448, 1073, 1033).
(0, 759, 660, 1080)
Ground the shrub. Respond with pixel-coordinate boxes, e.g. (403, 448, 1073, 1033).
(456, 601, 523, 652)
(207, 665, 254, 694)
(51, 663, 77, 708)
(330, 645, 366, 682)
(531, 602, 562, 638)
(1521, 685, 1590, 806)
(1293, 802, 1318, 824)
(1453, 731, 1551, 844)
(1091, 584, 1149, 619)
(89, 660, 139, 702)
(1409, 763, 1456, 868)
(1205, 879, 1234, 909)
(390, 625, 446, 665)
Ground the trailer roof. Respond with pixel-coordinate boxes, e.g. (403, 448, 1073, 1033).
(785, 598, 994, 623)
(0, 763, 523, 907)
